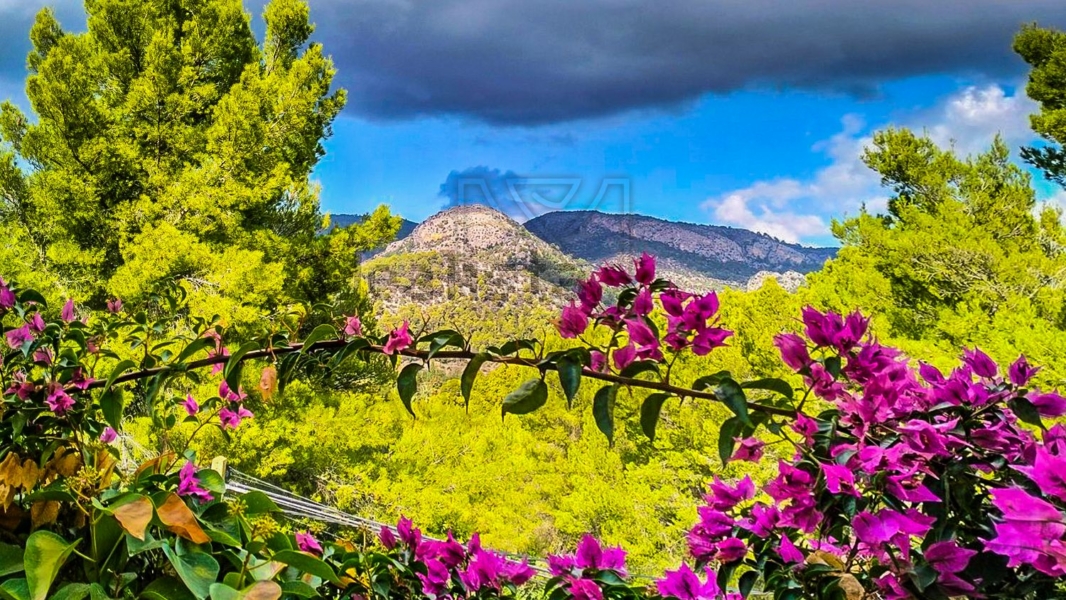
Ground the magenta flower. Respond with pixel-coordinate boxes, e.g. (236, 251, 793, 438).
(383, 321, 413, 355)
(418, 558, 450, 596)
(45, 384, 75, 415)
(590, 350, 606, 372)
(790, 413, 819, 445)
(625, 318, 660, 360)
(633, 287, 653, 316)
(28, 313, 45, 333)
(706, 476, 755, 511)
(344, 315, 363, 337)
(106, 298, 123, 314)
(634, 252, 656, 285)
(501, 559, 536, 586)
(574, 534, 627, 573)
(576, 275, 603, 313)
(177, 462, 213, 503)
(822, 463, 860, 497)
(417, 532, 466, 568)
(659, 289, 689, 317)
(60, 298, 75, 322)
(1016, 446, 1066, 502)
(5, 324, 33, 349)
(962, 347, 997, 379)
(801, 306, 842, 348)
(612, 343, 636, 371)
(100, 427, 118, 443)
(547, 554, 577, 576)
(0, 278, 14, 310)
(731, 437, 764, 462)
(69, 367, 93, 391)
(182, 395, 200, 416)
(777, 536, 804, 564)
(296, 531, 323, 555)
(33, 347, 53, 365)
(378, 526, 398, 549)
(218, 380, 246, 402)
(219, 405, 253, 429)
(657, 563, 723, 600)
(5, 371, 33, 400)
(691, 326, 732, 356)
(566, 577, 604, 600)
(924, 540, 976, 576)
(1029, 391, 1066, 418)
(715, 537, 747, 563)
(1009, 354, 1040, 387)
(596, 265, 631, 287)
(557, 303, 589, 339)
(774, 333, 811, 371)
(397, 515, 422, 549)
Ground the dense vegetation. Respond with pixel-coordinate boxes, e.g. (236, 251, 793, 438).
(2, 1, 1066, 598)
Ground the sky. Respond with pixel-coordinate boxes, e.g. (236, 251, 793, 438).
(2, 1, 1066, 246)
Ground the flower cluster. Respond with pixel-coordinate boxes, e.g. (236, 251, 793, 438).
(546, 535, 629, 600)
(556, 253, 732, 372)
(377, 516, 536, 598)
(687, 306, 1066, 598)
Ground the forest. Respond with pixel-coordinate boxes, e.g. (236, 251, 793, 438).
(1, 1, 1066, 599)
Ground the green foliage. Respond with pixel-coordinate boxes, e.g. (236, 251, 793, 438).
(1015, 24, 1066, 188)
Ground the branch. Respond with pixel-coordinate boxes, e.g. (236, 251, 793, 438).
(81, 338, 796, 418)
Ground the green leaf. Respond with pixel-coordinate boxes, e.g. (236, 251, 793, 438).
(716, 378, 752, 426)
(223, 342, 259, 391)
(0, 579, 28, 600)
(692, 370, 732, 390)
(175, 338, 214, 365)
(0, 542, 24, 577)
(300, 324, 337, 353)
(824, 355, 842, 378)
(24, 531, 78, 600)
(738, 571, 759, 598)
(741, 377, 794, 400)
(271, 550, 341, 585)
(640, 393, 671, 441)
(460, 353, 489, 408)
(556, 357, 582, 409)
(397, 363, 422, 417)
(49, 584, 94, 600)
(99, 389, 125, 431)
(18, 290, 46, 308)
(278, 581, 317, 598)
(1009, 397, 1045, 429)
(104, 359, 137, 391)
(424, 330, 464, 359)
(592, 385, 618, 444)
(718, 416, 744, 465)
(501, 378, 549, 417)
(162, 541, 220, 600)
(238, 491, 280, 515)
(207, 584, 240, 600)
(140, 576, 198, 600)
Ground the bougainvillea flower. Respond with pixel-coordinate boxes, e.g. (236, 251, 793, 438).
(691, 326, 732, 356)
(633, 287, 653, 316)
(100, 427, 118, 443)
(501, 560, 536, 586)
(106, 298, 123, 314)
(634, 252, 656, 285)
(715, 537, 747, 563)
(557, 304, 589, 339)
(0, 279, 14, 309)
(33, 347, 53, 365)
(574, 534, 627, 573)
(45, 384, 75, 415)
(418, 558, 450, 596)
(296, 531, 323, 555)
(343, 315, 363, 337)
(801, 306, 843, 348)
(219, 405, 253, 429)
(774, 333, 811, 371)
(1009, 354, 1040, 387)
(378, 526, 397, 550)
(69, 367, 93, 390)
(706, 476, 755, 511)
(397, 516, 422, 549)
(417, 532, 466, 568)
(383, 321, 413, 355)
(791, 413, 819, 445)
(822, 463, 860, 497)
(576, 275, 602, 313)
(731, 437, 764, 462)
(659, 289, 689, 317)
(590, 350, 606, 372)
(1029, 391, 1066, 418)
(218, 380, 246, 402)
(835, 311, 870, 352)
(28, 313, 45, 333)
(918, 362, 946, 385)
(742, 502, 780, 537)
(1016, 447, 1066, 502)
(177, 462, 213, 503)
(924, 540, 976, 575)
(60, 298, 76, 322)
(596, 264, 631, 287)
(657, 563, 722, 600)
(566, 577, 604, 600)
(613, 343, 636, 371)
(548, 554, 577, 576)
(182, 395, 200, 416)
(777, 536, 804, 564)
(5, 324, 33, 349)
(5, 371, 33, 400)
(962, 347, 997, 379)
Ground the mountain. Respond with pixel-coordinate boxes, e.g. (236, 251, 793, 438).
(523, 210, 835, 287)
(328, 213, 419, 239)
(360, 205, 588, 312)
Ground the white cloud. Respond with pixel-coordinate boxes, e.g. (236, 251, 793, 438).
(703, 83, 1043, 244)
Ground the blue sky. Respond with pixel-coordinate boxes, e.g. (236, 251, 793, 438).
(2, 1, 1066, 246)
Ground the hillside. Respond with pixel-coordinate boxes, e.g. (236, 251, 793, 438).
(524, 210, 835, 286)
(360, 205, 588, 312)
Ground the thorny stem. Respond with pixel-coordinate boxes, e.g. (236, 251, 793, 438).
(74, 338, 798, 418)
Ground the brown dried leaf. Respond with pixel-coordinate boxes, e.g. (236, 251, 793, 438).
(0, 453, 21, 487)
(20, 460, 38, 491)
(259, 366, 278, 400)
(112, 496, 153, 540)
(242, 581, 282, 600)
(837, 574, 865, 600)
(155, 493, 210, 544)
(0, 505, 26, 531)
(30, 501, 59, 529)
(0, 485, 13, 512)
(45, 447, 81, 478)
(806, 549, 846, 571)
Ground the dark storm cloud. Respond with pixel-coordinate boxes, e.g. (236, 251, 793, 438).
(307, 0, 1066, 125)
